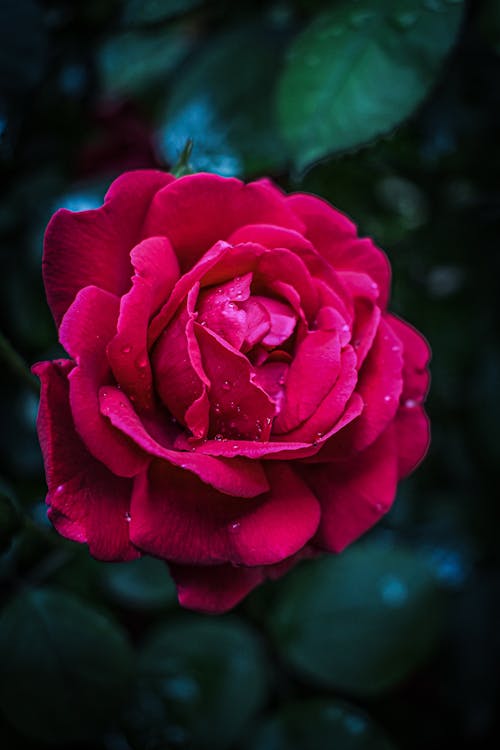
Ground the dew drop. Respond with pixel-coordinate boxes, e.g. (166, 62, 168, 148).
(222, 380, 231, 391)
(229, 521, 241, 532)
(214, 433, 224, 441)
(404, 398, 418, 408)
(391, 345, 400, 352)
(121, 345, 131, 354)
(55, 484, 64, 494)
(124, 511, 131, 523)
(341, 324, 350, 332)
(384, 395, 392, 402)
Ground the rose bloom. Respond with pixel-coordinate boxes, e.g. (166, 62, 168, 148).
(33, 171, 430, 613)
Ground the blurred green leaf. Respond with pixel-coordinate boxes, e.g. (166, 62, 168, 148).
(267, 538, 445, 695)
(122, 0, 205, 25)
(0, 0, 47, 101)
(101, 557, 177, 610)
(478, 0, 500, 54)
(158, 24, 288, 176)
(124, 615, 268, 750)
(246, 698, 395, 750)
(0, 491, 22, 554)
(277, 0, 464, 170)
(0, 588, 133, 742)
(99, 27, 193, 99)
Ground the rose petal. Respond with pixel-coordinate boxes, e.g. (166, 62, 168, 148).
(304, 425, 398, 553)
(143, 172, 304, 270)
(59, 286, 148, 477)
(394, 403, 430, 478)
(196, 273, 252, 349)
(195, 323, 275, 441)
(168, 563, 266, 614)
(386, 314, 431, 404)
(319, 317, 403, 459)
(43, 170, 173, 326)
(99, 385, 269, 498)
(32, 359, 139, 560)
(287, 193, 391, 308)
(280, 348, 359, 443)
(107, 236, 180, 410)
(274, 330, 341, 434)
(152, 287, 210, 438)
(130, 461, 320, 566)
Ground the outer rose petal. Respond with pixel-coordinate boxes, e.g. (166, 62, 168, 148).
(143, 172, 305, 270)
(304, 425, 398, 553)
(287, 193, 391, 308)
(43, 170, 173, 326)
(32, 359, 139, 560)
(107, 236, 180, 410)
(394, 404, 430, 478)
(60, 286, 148, 477)
(168, 563, 266, 614)
(129, 462, 320, 566)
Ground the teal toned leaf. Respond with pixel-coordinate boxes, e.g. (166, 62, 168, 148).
(0, 588, 133, 742)
(158, 24, 288, 176)
(122, 0, 205, 25)
(268, 538, 445, 695)
(99, 27, 192, 98)
(247, 698, 395, 750)
(125, 616, 268, 750)
(101, 557, 177, 610)
(277, 0, 464, 170)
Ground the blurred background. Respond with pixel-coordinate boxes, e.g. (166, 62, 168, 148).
(0, 0, 499, 748)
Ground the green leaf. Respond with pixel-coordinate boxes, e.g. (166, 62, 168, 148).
(0, 588, 133, 742)
(158, 24, 288, 176)
(277, 0, 464, 170)
(267, 538, 445, 695)
(0, 0, 47, 101)
(124, 615, 268, 750)
(101, 557, 178, 610)
(247, 698, 395, 750)
(0, 491, 22, 554)
(122, 0, 205, 25)
(99, 27, 192, 98)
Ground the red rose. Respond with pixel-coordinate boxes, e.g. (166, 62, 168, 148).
(33, 171, 430, 613)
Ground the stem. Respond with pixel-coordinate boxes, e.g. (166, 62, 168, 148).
(172, 138, 195, 177)
(0, 330, 39, 394)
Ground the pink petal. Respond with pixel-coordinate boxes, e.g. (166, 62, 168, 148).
(386, 314, 431, 404)
(43, 170, 173, 327)
(305, 425, 398, 553)
(280, 348, 359, 443)
(32, 359, 139, 560)
(143, 173, 304, 271)
(59, 286, 148, 477)
(107, 236, 180, 410)
(196, 273, 252, 349)
(394, 403, 430, 478)
(274, 330, 341, 434)
(152, 287, 210, 438)
(256, 297, 297, 348)
(240, 299, 271, 349)
(168, 563, 266, 614)
(254, 248, 318, 321)
(287, 193, 391, 308)
(129, 461, 320, 566)
(195, 323, 276, 441)
(99, 385, 269, 498)
(320, 317, 403, 459)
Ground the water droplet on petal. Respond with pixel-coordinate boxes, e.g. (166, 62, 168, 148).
(232, 444, 239, 450)
(341, 324, 350, 332)
(55, 484, 64, 494)
(214, 433, 224, 441)
(121, 345, 131, 354)
(230, 521, 241, 532)
(391, 345, 400, 352)
(124, 511, 131, 523)
(384, 395, 392, 402)
(404, 398, 418, 408)
(222, 380, 231, 391)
